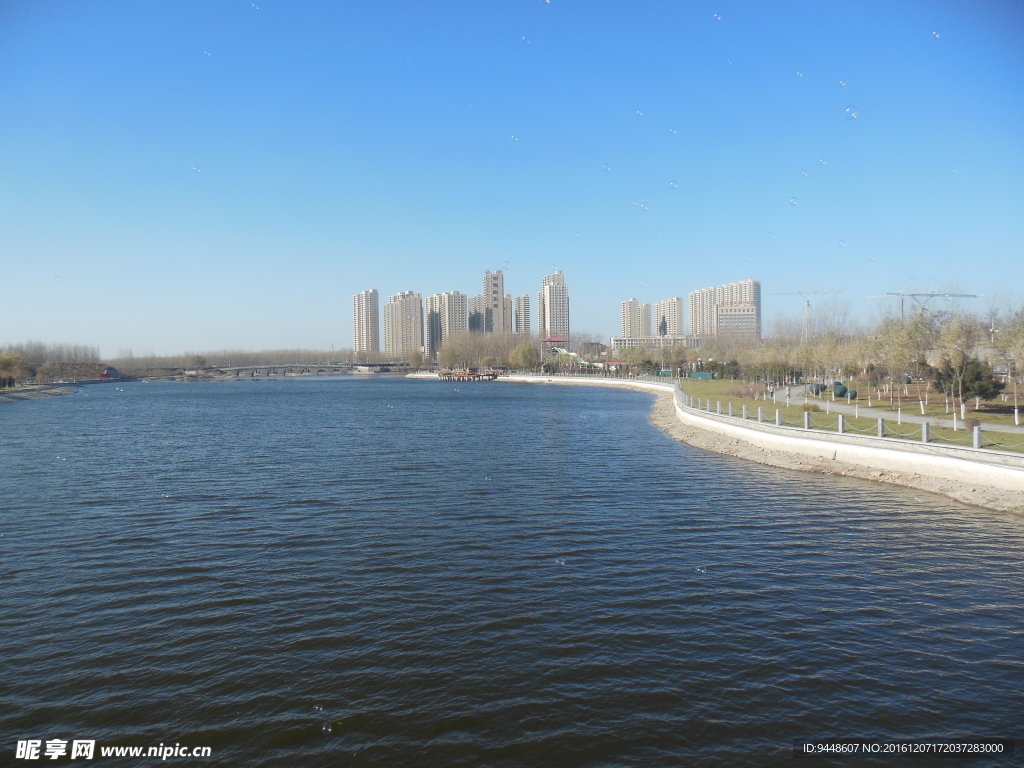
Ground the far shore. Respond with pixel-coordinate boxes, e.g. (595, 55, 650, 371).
(0, 385, 79, 402)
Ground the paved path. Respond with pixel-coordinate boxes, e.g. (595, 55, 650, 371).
(774, 385, 1024, 435)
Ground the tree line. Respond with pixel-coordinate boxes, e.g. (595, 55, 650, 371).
(0, 343, 102, 386)
(4, 306, 1023, 410)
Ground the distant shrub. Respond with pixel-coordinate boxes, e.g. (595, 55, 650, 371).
(963, 417, 981, 430)
(801, 403, 821, 412)
(724, 384, 761, 398)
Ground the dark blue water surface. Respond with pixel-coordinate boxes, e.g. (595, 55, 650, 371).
(2, 378, 1022, 766)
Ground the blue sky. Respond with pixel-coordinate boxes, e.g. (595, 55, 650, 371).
(2, 0, 1022, 354)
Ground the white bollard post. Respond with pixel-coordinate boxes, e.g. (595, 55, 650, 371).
(922, 423, 929, 443)
(838, 414, 844, 434)
(728, 403, 733, 417)
(803, 411, 810, 430)
(775, 410, 781, 426)
(717, 401, 721, 414)
(878, 418, 885, 438)
(973, 425, 982, 449)
(758, 407, 764, 423)
(742, 405, 748, 420)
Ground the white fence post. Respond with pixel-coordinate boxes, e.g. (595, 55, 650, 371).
(877, 418, 885, 438)
(838, 414, 844, 434)
(973, 425, 982, 449)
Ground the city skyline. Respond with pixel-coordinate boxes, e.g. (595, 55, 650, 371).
(359, 267, 573, 356)
(358, 267, 766, 357)
(2, 2, 1021, 355)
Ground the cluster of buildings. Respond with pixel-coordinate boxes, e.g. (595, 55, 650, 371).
(353, 269, 570, 359)
(611, 279, 761, 351)
(354, 274, 761, 361)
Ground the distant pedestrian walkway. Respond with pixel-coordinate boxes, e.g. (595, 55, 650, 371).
(783, 385, 1024, 435)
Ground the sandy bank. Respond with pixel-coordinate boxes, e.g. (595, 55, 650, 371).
(0, 386, 78, 403)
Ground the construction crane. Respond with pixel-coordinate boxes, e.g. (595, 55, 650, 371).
(767, 289, 844, 342)
(868, 290, 977, 320)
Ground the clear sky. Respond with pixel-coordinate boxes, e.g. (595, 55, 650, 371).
(2, 0, 1022, 355)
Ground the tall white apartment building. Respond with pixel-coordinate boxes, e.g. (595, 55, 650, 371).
(639, 303, 652, 336)
(514, 294, 531, 335)
(482, 268, 506, 333)
(424, 291, 468, 360)
(353, 289, 380, 352)
(537, 270, 569, 338)
(384, 291, 424, 358)
(654, 297, 683, 336)
(687, 279, 761, 341)
(620, 298, 642, 338)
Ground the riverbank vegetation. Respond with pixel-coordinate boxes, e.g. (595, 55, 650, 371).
(0, 343, 103, 386)
(669, 306, 1024, 430)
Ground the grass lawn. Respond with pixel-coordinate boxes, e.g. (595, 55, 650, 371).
(677, 377, 1024, 454)
(679, 377, 1022, 427)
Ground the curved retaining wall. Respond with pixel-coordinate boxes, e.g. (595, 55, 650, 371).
(500, 375, 1024, 494)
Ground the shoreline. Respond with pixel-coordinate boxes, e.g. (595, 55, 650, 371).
(496, 375, 1024, 516)
(0, 385, 79, 403)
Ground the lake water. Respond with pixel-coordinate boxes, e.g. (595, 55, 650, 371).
(2, 378, 1022, 766)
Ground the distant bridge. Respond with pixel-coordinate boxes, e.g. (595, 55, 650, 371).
(215, 363, 401, 377)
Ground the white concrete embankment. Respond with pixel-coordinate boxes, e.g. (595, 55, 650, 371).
(496, 374, 1024, 499)
(672, 397, 1024, 493)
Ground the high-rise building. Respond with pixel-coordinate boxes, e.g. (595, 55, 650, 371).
(503, 294, 513, 333)
(621, 298, 641, 338)
(424, 291, 468, 360)
(482, 269, 506, 333)
(384, 291, 424, 358)
(353, 290, 379, 352)
(537, 270, 569, 338)
(621, 298, 651, 337)
(654, 297, 684, 336)
(468, 294, 485, 332)
(687, 279, 761, 341)
(639, 303, 652, 337)
(514, 294, 531, 335)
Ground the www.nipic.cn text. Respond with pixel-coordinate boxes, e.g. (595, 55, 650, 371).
(15, 740, 212, 760)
